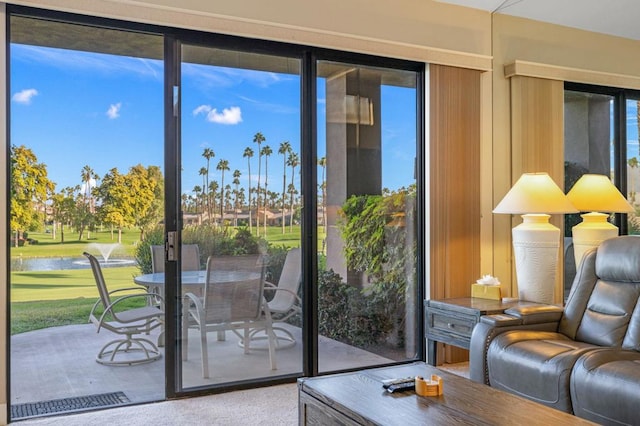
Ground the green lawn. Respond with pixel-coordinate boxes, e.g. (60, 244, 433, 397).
(9, 225, 322, 335)
(11, 266, 140, 302)
(10, 266, 145, 335)
(11, 228, 140, 258)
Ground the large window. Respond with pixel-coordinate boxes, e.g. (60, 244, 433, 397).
(564, 83, 640, 294)
(7, 7, 424, 420)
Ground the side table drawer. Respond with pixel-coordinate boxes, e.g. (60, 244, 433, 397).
(431, 310, 476, 337)
(426, 307, 479, 349)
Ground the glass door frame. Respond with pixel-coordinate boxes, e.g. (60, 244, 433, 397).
(164, 32, 310, 397)
(5, 5, 427, 403)
(164, 34, 426, 397)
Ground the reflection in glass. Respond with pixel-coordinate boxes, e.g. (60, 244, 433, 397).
(564, 90, 615, 297)
(317, 61, 418, 373)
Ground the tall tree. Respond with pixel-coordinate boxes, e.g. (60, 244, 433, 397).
(261, 144, 272, 235)
(95, 165, 158, 243)
(95, 167, 129, 242)
(50, 186, 77, 244)
(224, 184, 232, 214)
(10, 145, 54, 246)
(134, 165, 164, 240)
(232, 169, 241, 226)
(243, 147, 254, 232)
(192, 185, 202, 214)
(202, 148, 215, 219)
(78, 165, 98, 240)
(209, 180, 219, 215)
(287, 151, 300, 232)
(253, 132, 265, 235)
(217, 159, 229, 223)
(199, 167, 208, 221)
(278, 141, 291, 233)
(319, 156, 327, 230)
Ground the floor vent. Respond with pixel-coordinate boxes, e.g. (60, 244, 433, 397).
(12, 391, 130, 419)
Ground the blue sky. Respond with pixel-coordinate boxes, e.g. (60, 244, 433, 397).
(10, 43, 417, 200)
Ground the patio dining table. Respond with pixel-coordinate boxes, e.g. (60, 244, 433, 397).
(134, 269, 262, 343)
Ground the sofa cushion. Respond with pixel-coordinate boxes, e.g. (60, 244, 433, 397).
(487, 330, 598, 413)
(571, 349, 640, 425)
(575, 280, 640, 347)
(560, 237, 640, 346)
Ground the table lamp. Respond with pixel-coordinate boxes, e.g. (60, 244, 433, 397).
(493, 173, 578, 303)
(566, 174, 633, 269)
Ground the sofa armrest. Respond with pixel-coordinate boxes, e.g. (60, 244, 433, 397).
(504, 304, 564, 325)
(469, 305, 563, 385)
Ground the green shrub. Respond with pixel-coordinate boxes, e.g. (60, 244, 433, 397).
(318, 269, 392, 347)
(135, 224, 266, 273)
(264, 244, 289, 285)
(135, 226, 165, 274)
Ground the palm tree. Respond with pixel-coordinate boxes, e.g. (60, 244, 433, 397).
(209, 181, 219, 217)
(193, 185, 202, 214)
(80, 165, 97, 211)
(253, 132, 265, 235)
(243, 147, 254, 232)
(287, 151, 299, 232)
(318, 156, 327, 230)
(224, 184, 232, 215)
(278, 141, 291, 233)
(261, 144, 273, 235)
(202, 148, 215, 218)
(232, 169, 241, 226)
(198, 167, 207, 220)
(80, 165, 98, 239)
(217, 159, 230, 222)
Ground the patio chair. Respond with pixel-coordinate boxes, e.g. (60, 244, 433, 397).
(150, 243, 200, 273)
(246, 247, 301, 350)
(182, 254, 277, 378)
(84, 252, 165, 366)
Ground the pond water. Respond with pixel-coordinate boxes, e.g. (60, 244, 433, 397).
(10, 257, 137, 272)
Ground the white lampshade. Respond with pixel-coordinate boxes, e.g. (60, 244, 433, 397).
(494, 173, 578, 215)
(566, 174, 633, 269)
(493, 173, 577, 304)
(566, 174, 633, 213)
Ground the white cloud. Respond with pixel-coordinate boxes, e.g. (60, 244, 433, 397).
(194, 105, 242, 125)
(106, 103, 122, 119)
(12, 88, 38, 105)
(193, 105, 212, 116)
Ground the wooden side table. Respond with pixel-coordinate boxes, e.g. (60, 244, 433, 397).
(424, 297, 523, 365)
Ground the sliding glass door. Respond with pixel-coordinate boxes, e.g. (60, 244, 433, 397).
(177, 42, 303, 390)
(316, 60, 420, 372)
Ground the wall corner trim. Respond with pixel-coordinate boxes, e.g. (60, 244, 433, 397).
(504, 60, 640, 90)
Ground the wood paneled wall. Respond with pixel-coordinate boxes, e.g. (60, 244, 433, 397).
(509, 75, 565, 303)
(430, 64, 482, 302)
(430, 64, 482, 363)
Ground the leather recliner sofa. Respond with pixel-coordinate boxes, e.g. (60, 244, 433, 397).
(469, 235, 640, 425)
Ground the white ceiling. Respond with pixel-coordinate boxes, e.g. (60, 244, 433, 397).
(436, 0, 640, 41)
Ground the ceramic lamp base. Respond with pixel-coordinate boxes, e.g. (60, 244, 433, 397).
(572, 212, 618, 269)
(512, 214, 560, 304)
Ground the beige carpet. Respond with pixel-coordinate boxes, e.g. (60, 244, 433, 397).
(17, 384, 298, 425)
(17, 363, 470, 425)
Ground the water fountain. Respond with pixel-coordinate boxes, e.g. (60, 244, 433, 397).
(88, 243, 121, 263)
(69, 242, 136, 269)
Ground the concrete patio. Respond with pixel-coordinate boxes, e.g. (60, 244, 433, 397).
(10, 322, 393, 419)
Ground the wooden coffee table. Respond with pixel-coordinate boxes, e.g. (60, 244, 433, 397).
(298, 362, 594, 425)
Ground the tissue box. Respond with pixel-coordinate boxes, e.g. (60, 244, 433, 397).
(471, 284, 502, 300)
